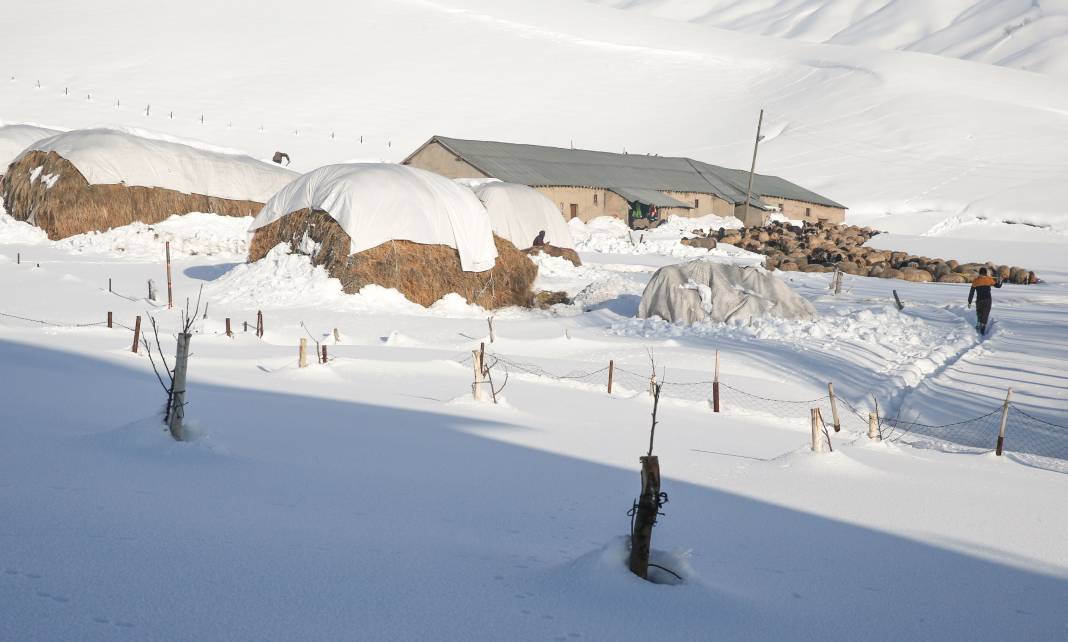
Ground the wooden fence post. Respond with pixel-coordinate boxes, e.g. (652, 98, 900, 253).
(333, 327, 340, 343)
(256, 310, 263, 338)
(167, 332, 191, 441)
(107, 311, 113, 328)
(868, 412, 879, 440)
(471, 346, 485, 401)
(996, 388, 1012, 456)
(148, 279, 156, 301)
(713, 350, 721, 413)
(131, 316, 141, 353)
(321, 345, 328, 363)
(299, 338, 308, 368)
(893, 289, 904, 311)
(108, 277, 112, 293)
(828, 382, 841, 432)
(225, 318, 232, 337)
(165, 241, 173, 309)
(487, 316, 495, 343)
(607, 359, 614, 394)
(810, 408, 824, 453)
(628, 455, 661, 580)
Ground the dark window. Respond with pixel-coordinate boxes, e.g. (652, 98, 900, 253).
(695, 198, 699, 208)
(594, 193, 598, 205)
(805, 207, 812, 218)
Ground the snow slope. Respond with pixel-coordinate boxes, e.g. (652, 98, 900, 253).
(1, 0, 1067, 235)
(0, 123, 61, 171)
(589, 0, 1068, 76)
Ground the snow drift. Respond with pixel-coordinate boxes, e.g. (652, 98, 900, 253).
(638, 260, 816, 324)
(0, 124, 61, 174)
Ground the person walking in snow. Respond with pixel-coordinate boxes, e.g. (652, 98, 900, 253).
(968, 267, 1002, 335)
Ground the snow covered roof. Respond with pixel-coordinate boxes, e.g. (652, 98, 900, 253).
(408, 136, 845, 209)
(22, 129, 298, 202)
(251, 164, 499, 272)
(0, 124, 62, 172)
(472, 182, 575, 250)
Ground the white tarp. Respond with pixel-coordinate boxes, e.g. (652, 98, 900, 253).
(250, 164, 499, 273)
(0, 124, 61, 173)
(22, 128, 297, 202)
(639, 260, 816, 324)
(472, 182, 575, 250)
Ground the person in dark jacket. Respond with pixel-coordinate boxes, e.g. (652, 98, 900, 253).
(968, 267, 1002, 334)
(532, 230, 546, 247)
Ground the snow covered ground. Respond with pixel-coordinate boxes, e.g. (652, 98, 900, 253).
(1, 212, 1066, 640)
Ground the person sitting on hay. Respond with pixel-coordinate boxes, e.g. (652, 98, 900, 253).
(532, 230, 547, 247)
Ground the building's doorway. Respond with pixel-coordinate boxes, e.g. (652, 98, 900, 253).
(569, 204, 578, 219)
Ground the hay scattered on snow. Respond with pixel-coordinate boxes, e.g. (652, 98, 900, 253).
(1, 151, 264, 239)
(525, 244, 582, 267)
(248, 209, 537, 309)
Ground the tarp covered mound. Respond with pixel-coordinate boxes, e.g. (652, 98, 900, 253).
(0, 124, 61, 174)
(472, 182, 574, 250)
(24, 128, 297, 202)
(251, 164, 498, 272)
(638, 260, 817, 325)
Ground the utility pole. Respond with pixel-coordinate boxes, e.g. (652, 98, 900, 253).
(743, 109, 765, 226)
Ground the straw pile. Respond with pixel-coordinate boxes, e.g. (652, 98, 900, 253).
(248, 209, 537, 308)
(525, 245, 582, 266)
(1, 151, 263, 239)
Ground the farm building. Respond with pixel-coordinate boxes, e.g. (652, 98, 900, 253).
(248, 164, 536, 309)
(471, 181, 581, 266)
(404, 136, 846, 228)
(0, 128, 298, 239)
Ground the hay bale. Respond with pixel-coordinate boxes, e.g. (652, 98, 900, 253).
(938, 273, 968, 284)
(525, 245, 582, 266)
(900, 268, 933, 283)
(249, 209, 536, 309)
(2, 151, 264, 239)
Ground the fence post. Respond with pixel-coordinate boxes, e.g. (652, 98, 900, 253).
(107, 311, 113, 328)
(131, 316, 141, 353)
(299, 338, 308, 368)
(810, 408, 824, 453)
(487, 316, 495, 343)
(148, 279, 156, 301)
(893, 289, 904, 311)
(168, 332, 191, 441)
(109, 277, 112, 293)
(868, 412, 879, 440)
(471, 344, 485, 401)
(713, 350, 721, 413)
(827, 382, 841, 432)
(333, 327, 340, 343)
(256, 310, 263, 338)
(202, 302, 209, 320)
(165, 241, 173, 309)
(996, 388, 1012, 456)
(607, 359, 614, 394)
(321, 345, 328, 363)
(225, 318, 232, 337)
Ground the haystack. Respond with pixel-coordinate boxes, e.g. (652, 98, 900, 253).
(639, 260, 816, 325)
(248, 164, 536, 308)
(472, 181, 581, 266)
(0, 129, 297, 239)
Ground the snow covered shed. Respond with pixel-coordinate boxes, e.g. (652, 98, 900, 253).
(247, 164, 537, 309)
(472, 181, 581, 266)
(0, 129, 298, 239)
(0, 124, 61, 179)
(638, 260, 816, 325)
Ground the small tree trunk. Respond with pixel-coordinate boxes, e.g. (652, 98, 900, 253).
(628, 455, 661, 580)
(168, 332, 191, 441)
(868, 412, 879, 440)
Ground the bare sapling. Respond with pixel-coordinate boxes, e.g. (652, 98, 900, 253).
(628, 355, 670, 582)
(141, 288, 204, 442)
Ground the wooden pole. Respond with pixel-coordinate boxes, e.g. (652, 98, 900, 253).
(202, 302, 209, 320)
(628, 455, 661, 580)
(868, 412, 879, 440)
(607, 359, 614, 394)
(810, 408, 824, 453)
(165, 241, 173, 309)
(225, 318, 232, 337)
(131, 316, 141, 353)
(107, 311, 113, 328)
(996, 388, 1012, 456)
(168, 332, 191, 441)
(148, 279, 156, 301)
(321, 345, 328, 363)
(742, 109, 765, 227)
(256, 310, 263, 338)
(108, 277, 112, 293)
(893, 289, 904, 311)
(243, 320, 248, 333)
(487, 316, 495, 343)
(299, 338, 308, 368)
(828, 382, 841, 432)
(471, 347, 485, 401)
(713, 350, 721, 413)
(333, 327, 340, 343)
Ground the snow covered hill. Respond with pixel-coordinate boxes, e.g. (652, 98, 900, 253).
(588, 0, 1068, 77)
(1, 0, 1067, 237)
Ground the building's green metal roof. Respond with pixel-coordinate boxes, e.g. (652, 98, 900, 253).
(416, 136, 844, 209)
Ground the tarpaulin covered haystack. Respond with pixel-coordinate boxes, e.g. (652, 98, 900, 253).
(248, 164, 536, 308)
(472, 181, 581, 266)
(638, 260, 816, 324)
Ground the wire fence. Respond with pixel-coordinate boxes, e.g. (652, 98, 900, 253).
(457, 349, 1068, 471)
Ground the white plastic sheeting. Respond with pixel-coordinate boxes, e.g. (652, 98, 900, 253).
(0, 124, 61, 172)
(472, 182, 575, 250)
(639, 260, 816, 324)
(23, 128, 297, 202)
(250, 164, 499, 273)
